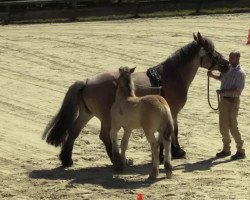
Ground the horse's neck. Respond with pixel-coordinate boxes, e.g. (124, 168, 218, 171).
(159, 55, 200, 94)
(178, 57, 200, 89)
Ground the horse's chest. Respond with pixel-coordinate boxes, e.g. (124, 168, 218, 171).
(116, 105, 141, 128)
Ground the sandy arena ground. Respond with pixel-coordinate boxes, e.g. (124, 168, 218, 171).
(0, 13, 249, 200)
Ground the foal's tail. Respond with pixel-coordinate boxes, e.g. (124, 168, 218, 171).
(162, 107, 175, 143)
(42, 81, 87, 147)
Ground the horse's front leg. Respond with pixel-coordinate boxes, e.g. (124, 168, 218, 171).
(171, 117, 186, 159)
(109, 124, 123, 172)
(121, 128, 132, 166)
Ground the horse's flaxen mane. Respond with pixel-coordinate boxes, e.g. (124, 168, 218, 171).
(163, 38, 215, 68)
(117, 67, 135, 97)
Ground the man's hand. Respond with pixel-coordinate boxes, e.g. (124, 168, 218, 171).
(216, 89, 224, 94)
(207, 71, 212, 77)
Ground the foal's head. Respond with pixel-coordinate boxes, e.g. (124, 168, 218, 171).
(116, 67, 136, 97)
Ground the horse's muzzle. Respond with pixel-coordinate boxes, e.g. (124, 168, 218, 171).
(218, 59, 229, 73)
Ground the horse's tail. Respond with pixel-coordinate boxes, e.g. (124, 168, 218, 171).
(42, 81, 87, 147)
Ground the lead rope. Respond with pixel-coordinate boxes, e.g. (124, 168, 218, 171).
(207, 75, 219, 110)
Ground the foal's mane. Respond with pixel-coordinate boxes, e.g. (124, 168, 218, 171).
(162, 38, 215, 68)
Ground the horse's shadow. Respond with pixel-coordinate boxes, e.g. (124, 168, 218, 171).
(29, 163, 163, 189)
(29, 157, 233, 189)
(174, 157, 233, 172)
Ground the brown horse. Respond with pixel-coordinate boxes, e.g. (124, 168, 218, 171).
(43, 32, 229, 167)
(110, 66, 174, 179)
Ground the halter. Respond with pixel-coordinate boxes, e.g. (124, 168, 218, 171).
(200, 47, 218, 70)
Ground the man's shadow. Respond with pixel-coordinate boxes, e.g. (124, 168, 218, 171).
(174, 157, 233, 172)
(29, 163, 164, 189)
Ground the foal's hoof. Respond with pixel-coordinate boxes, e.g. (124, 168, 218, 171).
(172, 148, 186, 159)
(149, 168, 159, 180)
(166, 170, 173, 179)
(148, 175, 156, 180)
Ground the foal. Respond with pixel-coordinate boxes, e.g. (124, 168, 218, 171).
(110, 67, 174, 179)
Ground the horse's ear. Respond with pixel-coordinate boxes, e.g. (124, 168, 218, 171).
(119, 67, 124, 74)
(193, 33, 198, 41)
(197, 32, 205, 45)
(130, 67, 136, 74)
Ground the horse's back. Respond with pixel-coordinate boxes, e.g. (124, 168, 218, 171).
(82, 72, 118, 119)
(132, 72, 162, 96)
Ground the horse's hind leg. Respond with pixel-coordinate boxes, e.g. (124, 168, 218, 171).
(60, 107, 93, 167)
(121, 128, 132, 165)
(99, 117, 114, 163)
(159, 143, 164, 164)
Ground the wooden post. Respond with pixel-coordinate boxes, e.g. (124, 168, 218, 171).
(134, 1, 140, 18)
(4, 4, 11, 25)
(195, 0, 202, 14)
(70, 0, 77, 21)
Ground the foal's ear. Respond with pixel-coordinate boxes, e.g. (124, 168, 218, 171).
(197, 32, 205, 45)
(129, 67, 136, 74)
(119, 67, 124, 74)
(193, 33, 198, 41)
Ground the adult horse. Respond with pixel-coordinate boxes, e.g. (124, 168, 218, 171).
(43, 32, 228, 167)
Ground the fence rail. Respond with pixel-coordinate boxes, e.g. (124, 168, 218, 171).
(0, 0, 249, 24)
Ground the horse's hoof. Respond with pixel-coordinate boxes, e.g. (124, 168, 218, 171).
(61, 159, 73, 167)
(172, 148, 186, 159)
(113, 165, 124, 173)
(125, 158, 134, 166)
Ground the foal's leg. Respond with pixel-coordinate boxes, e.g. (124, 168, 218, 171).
(60, 107, 93, 167)
(110, 124, 123, 171)
(144, 130, 159, 179)
(163, 138, 172, 178)
(121, 128, 132, 166)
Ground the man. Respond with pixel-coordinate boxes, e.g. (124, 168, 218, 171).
(208, 51, 246, 160)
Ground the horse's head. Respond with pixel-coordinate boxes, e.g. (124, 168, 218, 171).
(117, 67, 136, 97)
(193, 32, 229, 72)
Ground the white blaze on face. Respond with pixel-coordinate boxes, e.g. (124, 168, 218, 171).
(199, 47, 206, 57)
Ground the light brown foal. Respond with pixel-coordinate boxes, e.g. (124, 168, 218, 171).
(110, 67, 174, 179)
